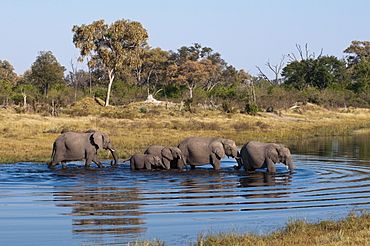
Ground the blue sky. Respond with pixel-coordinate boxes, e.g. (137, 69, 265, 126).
(1, 0, 369, 78)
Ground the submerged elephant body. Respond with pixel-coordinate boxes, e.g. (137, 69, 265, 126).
(178, 137, 239, 170)
(144, 145, 187, 170)
(235, 140, 294, 173)
(48, 130, 118, 168)
(130, 153, 163, 170)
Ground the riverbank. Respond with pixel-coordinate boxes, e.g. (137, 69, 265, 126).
(193, 210, 370, 246)
(0, 103, 369, 163)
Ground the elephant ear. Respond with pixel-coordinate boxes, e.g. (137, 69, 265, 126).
(101, 132, 110, 149)
(266, 144, 280, 163)
(210, 141, 225, 159)
(161, 147, 173, 160)
(91, 131, 104, 149)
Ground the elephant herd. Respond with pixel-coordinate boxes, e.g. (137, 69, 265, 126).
(48, 130, 294, 174)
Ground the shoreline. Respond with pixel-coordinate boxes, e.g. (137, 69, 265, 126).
(0, 106, 369, 163)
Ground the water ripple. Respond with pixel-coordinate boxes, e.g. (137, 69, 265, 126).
(0, 149, 370, 245)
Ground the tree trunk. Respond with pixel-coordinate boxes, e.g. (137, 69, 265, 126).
(105, 69, 115, 107)
(22, 92, 27, 109)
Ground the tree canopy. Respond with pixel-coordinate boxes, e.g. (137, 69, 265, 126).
(30, 51, 65, 96)
(1, 18, 370, 113)
(72, 19, 149, 106)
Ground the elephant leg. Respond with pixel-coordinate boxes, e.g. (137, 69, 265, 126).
(144, 161, 152, 170)
(84, 156, 93, 168)
(266, 159, 276, 173)
(92, 156, 103, 168)
(211, 161, 221, 170)
(210, 154, 221, 170)
(48, 161, 58, 168)
(190, 165, 196, 170)
(130, 160, 135, 169)
(162, 159, 170, 170)
(61, 161, 67, 169)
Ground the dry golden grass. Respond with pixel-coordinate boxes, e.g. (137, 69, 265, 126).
(0, 100, 369, 163)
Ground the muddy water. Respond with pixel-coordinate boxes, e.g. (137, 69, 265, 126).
(0, 133, 370, 245)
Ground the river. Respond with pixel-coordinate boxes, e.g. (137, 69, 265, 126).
(0, 132, 369, 245)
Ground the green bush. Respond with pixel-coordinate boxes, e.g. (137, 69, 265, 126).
(245, 102, 258, 115)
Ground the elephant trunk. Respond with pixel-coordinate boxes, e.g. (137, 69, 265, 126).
(109, 148, 118, 167)
(234, 151, 243, 170)
(180, 153, 188, 171)
(286, 157, 294, 174)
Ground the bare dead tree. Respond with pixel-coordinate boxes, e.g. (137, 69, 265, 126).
(70, 59, 79, 102)
(256, 55, 285, 84)
(288, 44, 323, 61)
(256, 66, 271, 83)
(266, 55, 285, 84)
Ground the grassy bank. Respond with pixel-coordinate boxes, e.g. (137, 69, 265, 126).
(131, 211, 370, 246)
(0, 101, 369, 163)
(193, 210, 370, 246)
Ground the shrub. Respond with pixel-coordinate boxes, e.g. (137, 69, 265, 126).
(245, 103, 258, 115)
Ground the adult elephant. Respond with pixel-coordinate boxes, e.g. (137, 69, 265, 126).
(48, 130, 118, 168)
(234, 140, 294, 174)
(144, 145, 187, 170)
(178, 137, 239, 170)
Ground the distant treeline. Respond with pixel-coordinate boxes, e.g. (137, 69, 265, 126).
(0, 19, 369, 114)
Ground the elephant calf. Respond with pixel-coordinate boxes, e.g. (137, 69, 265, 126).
(130, 153, 164, 170)
(235, 140, 294, 174)
(48, 130, 118, 169)
(144, 145, 187, 170)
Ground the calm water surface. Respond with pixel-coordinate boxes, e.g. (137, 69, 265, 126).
(0, 133, 369, 245)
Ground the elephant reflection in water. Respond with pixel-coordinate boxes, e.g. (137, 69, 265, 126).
(239, 172, 292, 199)
(53, 184, 146, 240)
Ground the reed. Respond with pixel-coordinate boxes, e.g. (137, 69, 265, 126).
(0, 103, 369, 163)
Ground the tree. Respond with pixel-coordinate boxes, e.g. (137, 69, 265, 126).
(167, 59, 210, 98)
(282, 56, 347, 91)
(133, 47, 169, 91)
(350, 58, 370, 94)
(343, 40, 370, 66)
(256, 55, 285, 84)
(168, 43, 231, 97)
(0, 60, 18, 85)
(30, 51, 65, 96)
(72, 19, 148, 106)
(66, 60, 91, 101)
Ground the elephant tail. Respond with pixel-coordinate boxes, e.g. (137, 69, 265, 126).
(121, 158, 131, 163)
(48, 142, 57, 168)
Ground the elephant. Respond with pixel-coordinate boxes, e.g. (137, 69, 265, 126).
(144, 145, 187, 170)
(178, 137, 239, 170)
(48, 130, 118, 168)
(130, 153, 163, 170)
(234, 140, 294, 174)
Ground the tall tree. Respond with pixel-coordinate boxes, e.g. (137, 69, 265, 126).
(343, 40, 370, 66)
(350, 58, 370, 94)
(72, 19, 148, 106)
(0, 60, 18, 85)
(133, 47, 169, 90)
(168, 59, 210, 98)
(30, 51, 65, 96)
